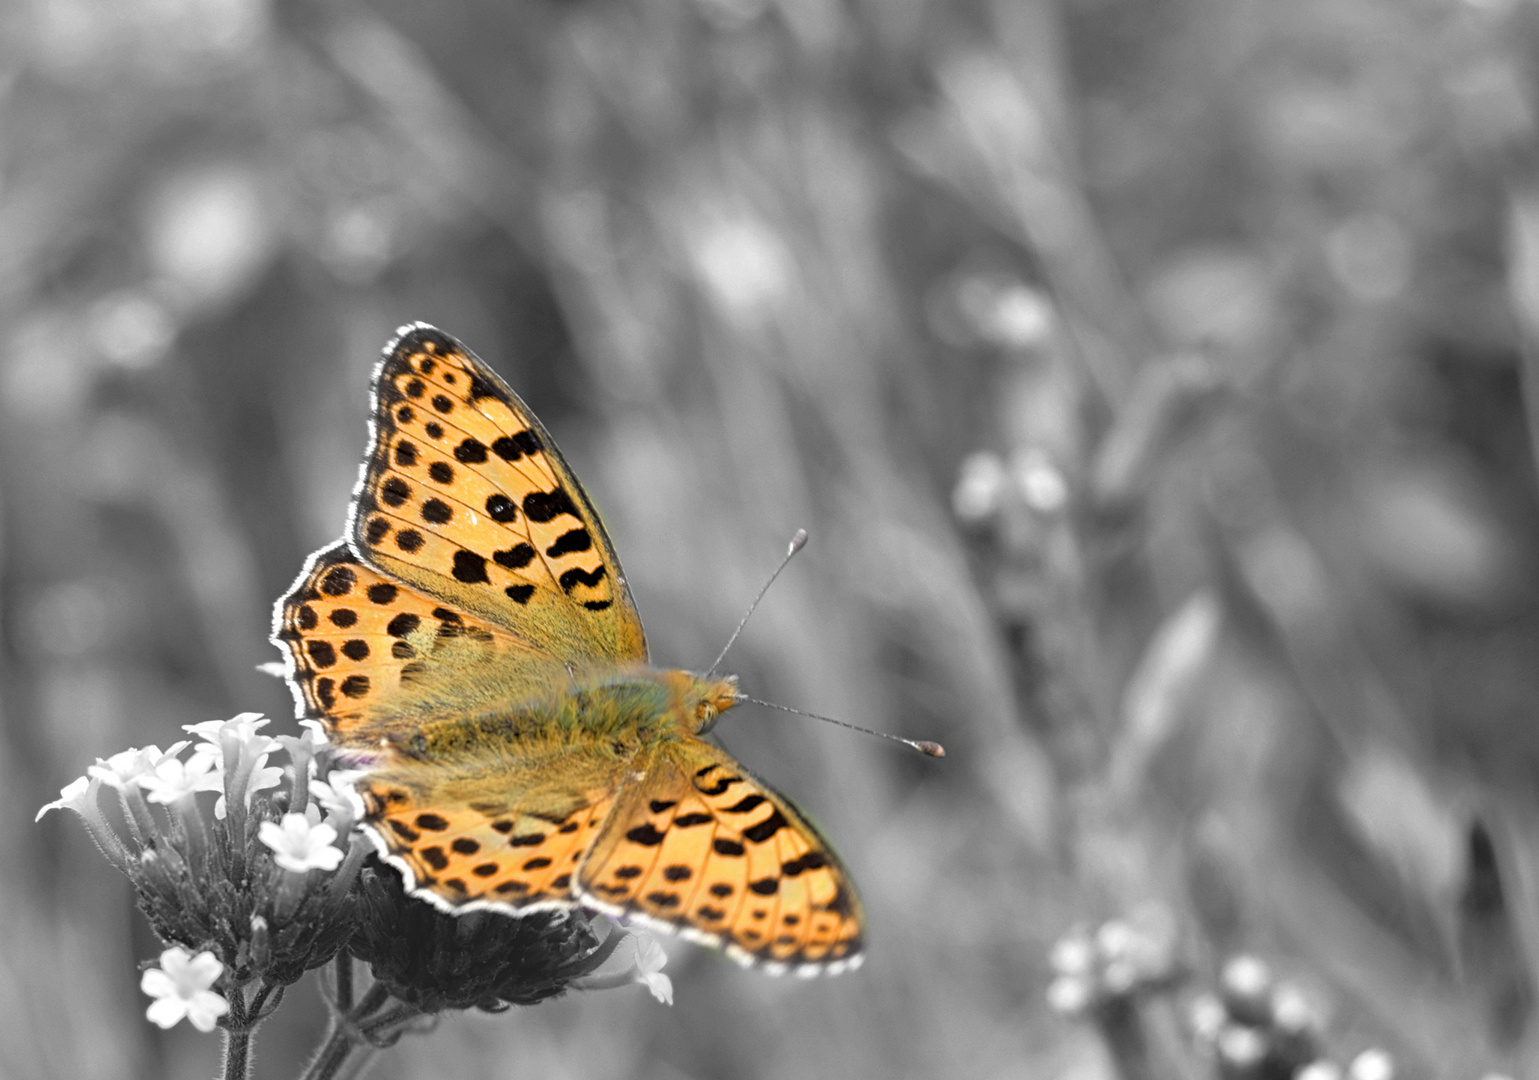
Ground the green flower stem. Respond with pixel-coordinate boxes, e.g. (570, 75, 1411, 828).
(299, 1022, 361, 1080)
(171, 797, 210, 872)
(334, 952, 354, 1013)
(220, 985, 254, 1080)
(300, 981, 399, 1080)
(327, 834, 371, 901)
(118, 785, 160, 848)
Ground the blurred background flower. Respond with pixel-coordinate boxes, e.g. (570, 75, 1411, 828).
(12, 0, 1539, 1077)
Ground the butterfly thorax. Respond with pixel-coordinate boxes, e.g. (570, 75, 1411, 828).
(364, 668, 739, 768)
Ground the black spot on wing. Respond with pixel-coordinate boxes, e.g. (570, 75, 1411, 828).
(699, 776, 741, 797)
(743, 808, 788, 843)
(493, 543, 536, 570)
(626, 824, 666, 847)
(454, 437, 489, 463)
(380, 478, 411, 508)
(523, 488, 578, 523)
(320, 566, 355, 596)
(558, 565, 606, 593)
(492, 430, 542, 463)
(781, 851, 827, 876)
(725, 794, 765, 814)
(386, 612, 420, 637)
(451, 550, 490, 584)
(546, 529, 592, 557)
(485, 494, 518, 523)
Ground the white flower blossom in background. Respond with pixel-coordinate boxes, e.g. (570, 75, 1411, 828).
(34, 775, 96, 822)
(88, 742, 189, 790)
(632, 932, 673, 1006)
(138, 753, 222, 805)
(141, 947, 229, 1032)
(259, 812, 344, 873)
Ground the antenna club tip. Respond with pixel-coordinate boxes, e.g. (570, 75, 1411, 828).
(916, 741, 946, 758)
(789, 529, 808, 554)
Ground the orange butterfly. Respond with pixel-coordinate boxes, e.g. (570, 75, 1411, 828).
(272, 324, 862, 975)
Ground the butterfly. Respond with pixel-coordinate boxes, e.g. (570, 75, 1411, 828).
(271, 324, 863, 976)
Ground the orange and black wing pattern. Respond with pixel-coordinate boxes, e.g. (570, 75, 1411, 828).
(349, 324, 647, 667)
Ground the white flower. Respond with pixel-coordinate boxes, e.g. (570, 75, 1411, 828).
(308, 770, 363, 822)
(140, 947, 229, 1032)
(632, 932, 673, 1006)
(87, 742, 190, 790)
(259, 812, 344, 873)
(184, 712, 278, 761)
(138, 753, 223, 805)
(297, 718, 329, 746)
(35, 775, 96, 822)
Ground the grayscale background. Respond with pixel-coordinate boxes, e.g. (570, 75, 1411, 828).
(10, 0, 1539, 1077)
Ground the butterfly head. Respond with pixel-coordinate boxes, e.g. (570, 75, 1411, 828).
(668, 671, 741, 736)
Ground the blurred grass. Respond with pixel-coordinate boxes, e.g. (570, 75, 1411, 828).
(8, 0, 1539, 1077)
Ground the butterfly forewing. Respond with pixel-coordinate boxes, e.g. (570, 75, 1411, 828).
(351, 324, 647, 667)
(576, 743, 865, 974)
(274, 542, 567, 743)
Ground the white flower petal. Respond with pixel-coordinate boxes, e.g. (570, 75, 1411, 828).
(145, 996, 189, 1029)
(139, 968, 175, 998)
(36, 776, 94, 821)
(185, 990, 229, 1032)
(640, 972, 673, 1005)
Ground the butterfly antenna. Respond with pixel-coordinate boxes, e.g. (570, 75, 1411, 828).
(706, 529, 808, 677)
(739, 696, 945, 758)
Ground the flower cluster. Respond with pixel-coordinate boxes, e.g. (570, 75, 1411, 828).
(1189, 956, 1395, 1080)
(1046, 908, 1181, 1017)
(39, 710, 674, 1080)
(39, 713, 368, 1028)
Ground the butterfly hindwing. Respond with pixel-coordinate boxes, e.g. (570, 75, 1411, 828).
(350, 324, 647, 667)
(576, 741, 865, 974)
(356, 774, 614, 912)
